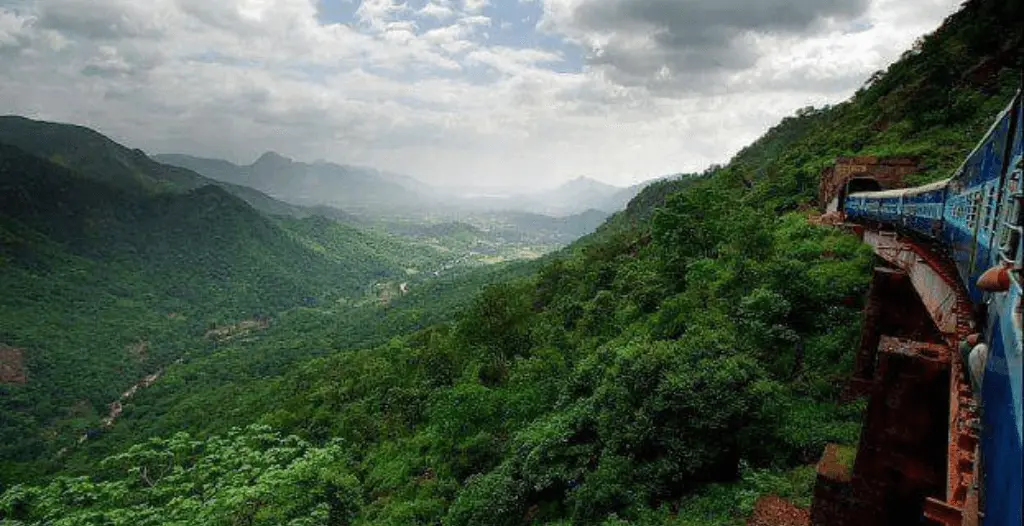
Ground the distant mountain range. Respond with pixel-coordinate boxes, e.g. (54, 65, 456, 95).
(154, 152, 648, 218)
(153, 152, 437, 216)
(485, 176, 646, 217)
(0, 116, 358, 223)
(0, 115, 637, 256)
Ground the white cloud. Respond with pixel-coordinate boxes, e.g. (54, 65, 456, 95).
(462, 0, 489, 15)
(0, 0, 963, 189)
(0, 10, 33, 49)
(419, 1, 456, 20)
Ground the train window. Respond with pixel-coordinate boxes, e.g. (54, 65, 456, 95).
(985, 184, 998, 231)
(999, 167, 1021, 258)
(967, 193, 979, 231)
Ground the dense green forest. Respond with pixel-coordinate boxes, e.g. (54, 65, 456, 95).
(2, 0, 1022, 524)
(0, 139, 473, 483)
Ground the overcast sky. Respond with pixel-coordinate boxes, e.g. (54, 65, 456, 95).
(0, 0, 961, 189)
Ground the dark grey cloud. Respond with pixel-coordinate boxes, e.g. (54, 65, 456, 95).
(557, 0, 871, 91)
(81, 47, 165, 79)
(36, 0, 167, 40)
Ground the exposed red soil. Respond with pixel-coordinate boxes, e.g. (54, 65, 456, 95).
(747, 495, 810, 526)
(816, 444, 852, 483)
(0, 344, 27, 384)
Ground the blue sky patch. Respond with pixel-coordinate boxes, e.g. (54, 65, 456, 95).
(313, 0, 584, 74)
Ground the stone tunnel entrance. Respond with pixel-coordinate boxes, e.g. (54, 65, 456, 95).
(846, 177, 884, 195)
(818, 156, 920, 213)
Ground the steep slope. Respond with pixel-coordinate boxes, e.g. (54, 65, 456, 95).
(0, 142, 443, 483)
(0, 116, 207, 192)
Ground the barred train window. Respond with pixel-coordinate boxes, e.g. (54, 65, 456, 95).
(967, 193, 979, 231)
(1000, 167, 1021, 259)
(985, 184, 998, 232)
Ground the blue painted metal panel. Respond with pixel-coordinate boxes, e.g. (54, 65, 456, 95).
(981, 94, 1022, 526)
(901, 186, 946, 239)
(982, 280, 1023, 526)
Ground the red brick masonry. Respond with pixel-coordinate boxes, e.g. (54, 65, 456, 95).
(818, 157, 920, 210)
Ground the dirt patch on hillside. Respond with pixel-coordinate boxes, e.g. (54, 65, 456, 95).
(747, 495, 810, 526)
(0, 344, 27, 384)
(101, 370, 162, 427)
(126, 340, 149, 362)
(816, 443, 853, 482)
(205, 317, 271, 342)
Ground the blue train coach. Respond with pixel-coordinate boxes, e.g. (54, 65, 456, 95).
(844, 88, 1023, 526)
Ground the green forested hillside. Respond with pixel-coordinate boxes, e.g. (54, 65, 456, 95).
(281, 216, 448, 276)
(1, 0, 1022, 524)
(0, 117, 208, 193)
(369, 210, 611, 264)
(722, 0, 1022, 209)
(0, 142, 451, 483)
(0, 117, 355, 221)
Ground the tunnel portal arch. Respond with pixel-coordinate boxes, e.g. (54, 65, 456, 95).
(825, 177, 884, 213)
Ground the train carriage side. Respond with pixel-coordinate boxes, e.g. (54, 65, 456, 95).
(942, 103, 1015, 303)
(976, 90, 1023, 526)
(879, 193, 902, 224)
(844, 194, 870, 221)
(844, 188, 907, 227)
(898, 179, 949, 240)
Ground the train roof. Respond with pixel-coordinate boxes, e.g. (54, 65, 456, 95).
(848, 177, 951, 199)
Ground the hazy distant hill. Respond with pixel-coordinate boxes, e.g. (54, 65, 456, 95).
(471, 209, 612, 244)
(522, 177, 646, 215)
(537, 176, 632, 213)
(154, 152, 439, 216)
(157, 153, 651, 217)
(0, 117, 358, 221)
(441, 177, 647, 217)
